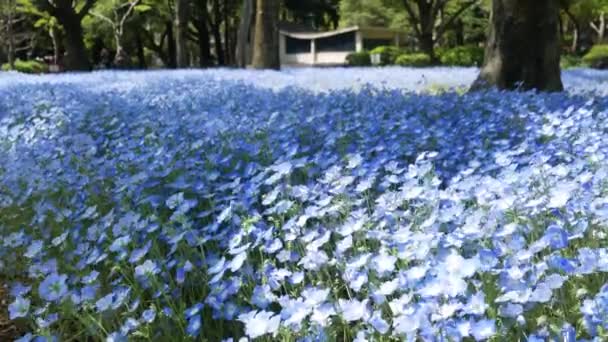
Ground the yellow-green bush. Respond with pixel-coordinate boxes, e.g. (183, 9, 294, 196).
(369, 46, 403, 66)
(395, 53, 431, 67)
(439, 45, 485, 66)
(582, 45, 608, 69)
(346, 51, 372, 66)
(1, 59, 49, 74)
(561, 54, 584, 69)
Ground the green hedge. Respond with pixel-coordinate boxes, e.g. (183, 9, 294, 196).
(346, 51, 372, 66)
(582, 45, 608, 69)
(438, 45, 484, 66)
(395, 53, 432, 67)
(1, 59, 49, 74)
(369, 46, 403, 66)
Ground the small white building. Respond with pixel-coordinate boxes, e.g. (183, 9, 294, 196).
(279, 26, 406, 67)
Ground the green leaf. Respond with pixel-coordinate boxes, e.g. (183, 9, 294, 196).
(134, 4, 152, 12)
(34, 18, 49, 28)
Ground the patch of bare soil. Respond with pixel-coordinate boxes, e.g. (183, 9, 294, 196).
(0, 281, 20, 340)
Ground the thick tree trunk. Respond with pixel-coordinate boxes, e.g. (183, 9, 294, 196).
(251, 0, 279, 69)
(471, 0, 563, 92)
(417, 1, 437, 62)
(166, 21, 177, 68)
(175, 0, 190, 67)
(236, 0, 254, 68)
(60, 12, 91, 71)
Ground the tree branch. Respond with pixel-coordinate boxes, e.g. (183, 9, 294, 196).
(436, 0, 480, 39)
(90, 10, 115, 28)
(78, 0, 97, 19)
(118, 0, 140, 33)
(402, 0, 422, 36)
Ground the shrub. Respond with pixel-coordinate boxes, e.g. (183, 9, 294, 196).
(395, 53, 432, 67)
(561, 54, 584, 69)
(439, 45, 485, 66)
(346, 51, 371, 67)
(369, 46, 403, 66)
(1, 59, 49, 74)
(582, 44, 608, 69)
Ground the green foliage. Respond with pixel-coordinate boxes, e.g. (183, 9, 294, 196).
(346, 51, 371, 66)
(560, 54, 584, 69)
(582, 44, 608, 68)
(1, 59, 48, 73)
(438, 45, 485, 66)
(369, 45, 403, 65)
(338, 0, 408, 29)
(395, 52, 431, 67)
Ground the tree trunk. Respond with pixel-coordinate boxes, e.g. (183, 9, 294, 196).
(49, 25, 63, 65)
(196, 0, 212, 67)
(590, 12, 606, 43)
(175, 0, 190, 67)
(113, 33, 130, 68)
(211, 0, 225, 65)
(455, 19, 465, 46)
(564, 9, 580, 53)
(60, 12, 91, 71)
(471, 0, 563, 92)
(7, 0, 16, 69)
(223, 0, 231, 65)
(135, 30, 146, 68)
(416, 1, 437, 63)
(251, 0, 279, 69)
(236, 0, 254, 68)
(166, 21, 177, 68)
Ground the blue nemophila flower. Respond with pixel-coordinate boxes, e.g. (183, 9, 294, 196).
(186, 315, 202, 337)
(9, 296, 30, 319)
(369, 310, 390, 334)
(96, 293, 115, 312)
(11, 282, 31, 297)
(106, 331, 128, 342)
(24, 240, 44, 258)
(543, 224, 569, 250)
(134, 259, 160, 278)
(561, 323, 576, 342)
(120, 317, 140, 335)
(36, 312, 59, 328)
(185, 303, 204, 318)
(279, 296, 310, 327)
(38, 273, 68, 302)
(141, 308, 156, 323)
(338, 298, 370, 322)
(237, 310, 281, 339)
(14, 333, 34, 342)
(471, 319, 496, 341)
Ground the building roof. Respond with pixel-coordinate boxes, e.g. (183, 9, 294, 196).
(280, 26, 404, 40)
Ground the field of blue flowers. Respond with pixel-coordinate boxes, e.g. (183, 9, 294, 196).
(2, 67, 608, 342)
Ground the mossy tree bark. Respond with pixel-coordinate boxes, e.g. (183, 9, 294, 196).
(251, 0, 280, 70)
(471, 0, 563, 92)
